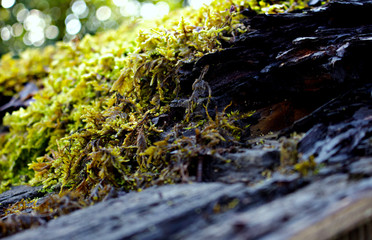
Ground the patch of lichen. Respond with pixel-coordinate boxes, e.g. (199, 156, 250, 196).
(0, 0, 326, 194)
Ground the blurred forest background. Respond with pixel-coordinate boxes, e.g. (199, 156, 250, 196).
(0, 0, 206, 56)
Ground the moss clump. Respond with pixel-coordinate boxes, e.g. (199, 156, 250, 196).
(0, 47, 57, 96)
(294, 156, 318, 176)
(0, 0, 326, 195)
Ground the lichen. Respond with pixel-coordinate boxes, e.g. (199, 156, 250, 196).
(0, 0, 327, 195)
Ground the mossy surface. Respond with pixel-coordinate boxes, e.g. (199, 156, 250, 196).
(0, 0, 327, 195)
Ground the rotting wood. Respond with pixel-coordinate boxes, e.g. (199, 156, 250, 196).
(1, 0, 372, 239)
(176, 0, 372, 135)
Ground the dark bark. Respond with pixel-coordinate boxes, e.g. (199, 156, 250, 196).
(176, 0, 372, 134)
(1, 0, 372, 239)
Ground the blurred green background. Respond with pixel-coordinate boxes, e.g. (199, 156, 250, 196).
(0, 0, 324, 57)
(0, 0, 197, 56)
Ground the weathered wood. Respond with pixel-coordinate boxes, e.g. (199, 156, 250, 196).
(296, 85, 372, 165)
(1, 0, 372, 239)
(188, 175, 372, 240)
(176, 0, 372, 134)
(2, 175, 372, 240)
(290, 194, 372, 240)
(0, 186, 44, 216)
(2, 183, 251, 240)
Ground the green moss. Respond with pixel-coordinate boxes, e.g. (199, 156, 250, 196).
(0, 0, 327, 194)
(294, 155, 321, 176)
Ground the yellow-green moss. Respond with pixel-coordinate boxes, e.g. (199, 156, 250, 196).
(0, 0, 326, 194)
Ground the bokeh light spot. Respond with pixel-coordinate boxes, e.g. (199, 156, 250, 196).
(28, 28, 45, 46)
(86, 15, 100, 32)
(11, 23, 23, 37)
(16, 8, 29, 23)
(1, 26, 12, 41)
(188, 0, 213, 9)
(23, 33, 32, 46)
(72, 0, 88, 17)
(45, 25, 59, 39)
(24, 10, 46, 32)
(66, 18, 81, 35)
(0, 0, 186, 56)
(12, 3, 25, 17)
(141, 2, 169, 19)
(156, 2, 170, 17)
(96, 6, 111, 21)
(140, 3, 156, 19)
(1, 0, 15, 9)
(120, 0, 140, 17)
(113, 0, 128, 7)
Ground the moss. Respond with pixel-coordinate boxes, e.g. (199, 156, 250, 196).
(0, 47, 56, 96)
(294, 155, 318, 176)
(0, 0, 327, 194)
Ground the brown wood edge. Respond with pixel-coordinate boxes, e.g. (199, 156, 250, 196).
(290, 191, 372, 240)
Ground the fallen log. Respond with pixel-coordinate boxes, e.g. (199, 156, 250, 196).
(2, 175, 372, 240)
(1, 0, 372, 239)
